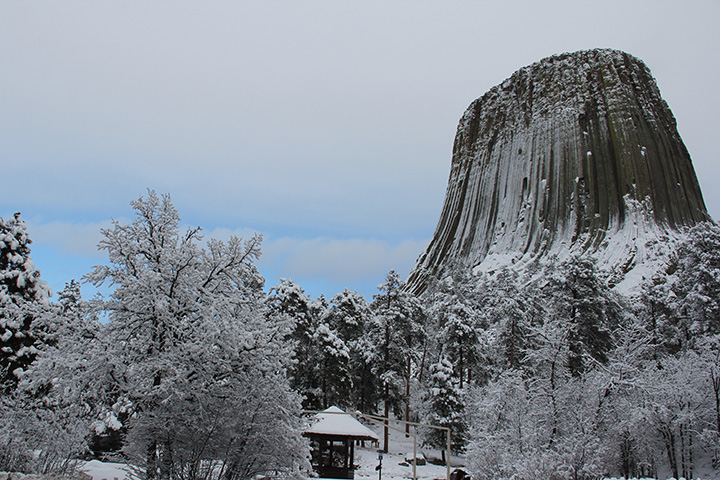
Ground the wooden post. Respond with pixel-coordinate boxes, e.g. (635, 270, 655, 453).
(412, 434, 417, 480)
(446, 428, 451, 480)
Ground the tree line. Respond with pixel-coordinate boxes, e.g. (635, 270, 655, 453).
(3, 191, 720, 480)
(266, 222, 720, 479)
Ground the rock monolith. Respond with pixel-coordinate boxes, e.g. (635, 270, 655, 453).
(407, 49, 709, 294)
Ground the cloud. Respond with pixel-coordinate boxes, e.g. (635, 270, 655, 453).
(197, 226, 262, 244)
(259, 235, 428, 296)
(25, 218, 265, 258)
(24, 218, 114, 259)
(21, 216, 423, 300)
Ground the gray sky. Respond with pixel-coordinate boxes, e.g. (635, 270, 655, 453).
(1, 0, 718, 301)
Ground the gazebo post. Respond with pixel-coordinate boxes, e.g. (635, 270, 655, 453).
(350, 439, 355, 470)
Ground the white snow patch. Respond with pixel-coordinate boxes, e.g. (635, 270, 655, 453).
(81, 460, 133, 480)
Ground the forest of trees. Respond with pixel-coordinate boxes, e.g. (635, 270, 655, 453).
(3, 192, 720, 480)
(0, 193, 308, 480)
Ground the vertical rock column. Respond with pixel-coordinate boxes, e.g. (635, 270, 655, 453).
(407, 49, 708, 295)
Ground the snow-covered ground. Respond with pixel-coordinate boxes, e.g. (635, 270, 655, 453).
(78, 418, 705, 480)
(79, 418, 462, 480)
(82, 460, 132, 480)
(352, 418, 464, 480)
(80, 450, 452, 480)
(79, 455, 706, 480)
(354, 447, 451, 480)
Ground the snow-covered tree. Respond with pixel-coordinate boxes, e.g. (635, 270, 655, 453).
(312, 322, 351, 409)
(0, 220, 86, 475)
(0, 279, 107, 475)
(121, 310, 308, 480)
(425, 273, 481, 388)
(266, 283, 363, 411)
(327, 289, 375, 411)
(423, 357, 466, 453)
(673, 221, 720, 341)
(487, 270, 537, 372)
(467, 335, 607, 480)
(266, 278, 324, 408)
(0, 212, 51, 392)
(634, 351, 712, 480)
(369, 270, 426, 449)
(636, 272, 682, 355)
(307, 295, 354, 408)
(327, 289, 369, 342)
(541, 256, 621, 375)
(266, 278, 313, 336)
(41, 280, 126, 456)
(522, 307, 574, 450)
(467, 368, 560, 480)
(85, 191, 308, 480)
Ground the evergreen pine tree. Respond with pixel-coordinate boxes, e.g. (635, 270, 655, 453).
(312, 322, 351, 409)
(0, 212, 50, 392)
(673, 221, 720, 339)
(327, 289, 376, 411)
(370, 270, 426, 449)
(424, 357, 467, 453)
(542, 256, 620, 375)
(1, 280, 106, 474)
(427, 273, 481, 388)
(266, 278, 323, 408)
(637, 272, 682, 355)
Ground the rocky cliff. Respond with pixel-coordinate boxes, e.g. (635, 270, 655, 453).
(407, 49, 710, 295)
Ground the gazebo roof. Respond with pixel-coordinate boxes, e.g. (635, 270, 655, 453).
(304, 406, 379, 441)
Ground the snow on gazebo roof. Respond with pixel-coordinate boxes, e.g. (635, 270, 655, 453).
(304, 406, 379, 441)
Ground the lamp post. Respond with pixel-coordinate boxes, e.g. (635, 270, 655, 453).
(376, 450, 383, 480)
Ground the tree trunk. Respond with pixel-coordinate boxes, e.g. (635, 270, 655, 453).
(160, 439, 171, 480)
(405, 357, 411, 435)
(681, 421, 694, 480)
(620, 436, 630, 479)
(458, 348, 464, 389)
(688, 424, 694, 480)
(680, 423, 687, 480)
(548, 346, 559, 448)
(712, 366, 720, 435)
(146, 372, 163, 480)
(383, 383, 389, 453)
(146, 441, 159, 480)
(418, 338, 427, 383)
(662, 427, 678, 480)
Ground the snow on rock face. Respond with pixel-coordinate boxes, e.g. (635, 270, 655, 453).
(407, 49, 710, 294)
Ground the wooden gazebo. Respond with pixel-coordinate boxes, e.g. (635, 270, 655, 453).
(304, 406, 379, 479)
